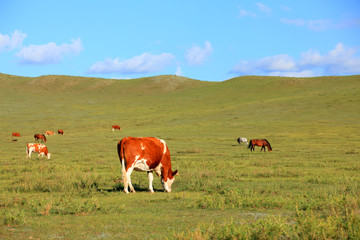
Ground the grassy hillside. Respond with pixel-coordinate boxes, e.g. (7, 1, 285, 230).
(0, 73, 359, 239)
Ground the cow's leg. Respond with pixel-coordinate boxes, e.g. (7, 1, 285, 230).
(26, 147, 30, 159)
(122, 162, 130, 193)
(147, 171, 154, 193)
(127, 168, 135, 193)
(122, 164, 135, 193)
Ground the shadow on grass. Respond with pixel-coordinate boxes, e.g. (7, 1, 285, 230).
(98, 183, 164, 193)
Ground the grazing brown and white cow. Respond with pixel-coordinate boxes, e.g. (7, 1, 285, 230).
(112, 125, 121, 132)
(12, 132, 21, 137)
(34, 134, 47, 143)
(26, 143, 51, 159)
(117, 137, 178, 193)
(58, 129, 64, 135)
(45, 131, 55, 136)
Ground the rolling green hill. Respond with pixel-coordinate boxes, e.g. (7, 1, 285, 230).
(1, 73, 359, 141)
(0, 73, 359, 239)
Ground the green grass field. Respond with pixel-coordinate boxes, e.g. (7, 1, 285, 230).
(0, 73, 359, 239)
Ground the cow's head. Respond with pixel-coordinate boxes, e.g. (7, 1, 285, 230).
(162, 170, 178, 192)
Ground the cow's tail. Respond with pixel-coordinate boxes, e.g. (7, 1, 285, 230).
(117, 138, 128, 185)
(26, 144, 29, 158)
(117, 140, 123, 164)
(117, 138, 127, 168)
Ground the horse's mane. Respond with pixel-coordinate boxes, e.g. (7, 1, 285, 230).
(264, 139, 272, 150)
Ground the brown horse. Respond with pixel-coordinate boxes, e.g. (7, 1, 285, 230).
(34, 134, 47, 143)
(248, 139, 272, 152)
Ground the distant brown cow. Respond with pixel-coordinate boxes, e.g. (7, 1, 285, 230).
(45, 131, 55, 136)
(112, 125, 121, 132)
(58, 130, 64, 135)
(12, 132, 21, 137)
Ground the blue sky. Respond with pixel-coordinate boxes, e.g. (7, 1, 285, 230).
(1, 1, 360, 81)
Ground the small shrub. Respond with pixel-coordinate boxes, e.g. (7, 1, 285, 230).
(3, 209, 25, 226)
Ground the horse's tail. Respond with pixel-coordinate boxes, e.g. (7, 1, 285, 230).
(248, 140, 252, 149)
(265, 139, 272, 151)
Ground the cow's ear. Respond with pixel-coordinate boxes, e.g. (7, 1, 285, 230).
(172, 170, 179, 176)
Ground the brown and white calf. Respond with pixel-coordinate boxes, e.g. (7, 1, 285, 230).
(112, 125, 121, 132)
(117, 137, 178, 193)
(45, 131, 55, 136)
(26, 143, 51, 159)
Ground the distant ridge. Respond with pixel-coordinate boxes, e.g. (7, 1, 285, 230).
(1, 72, 359, 96)
(0, 73, 210, 94)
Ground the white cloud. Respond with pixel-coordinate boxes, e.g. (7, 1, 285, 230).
(0, 30, 26, 52)
(299, 43, 360, 74)
(230, 43, 360, 77)
(268, 70, 315, 78)
(281, 5, 291, 11)
(336, 18, 360, 29)
(238, 6, 257, 18)
(175, 65, 183, 76)
(307, 19, 332, 31)
(281, 18, 334, 31)
(238, 3, 272, 18)
(256, 3, 272, 16)
(231, 54, 297, 74)
(16, 38, 83, 64)
(88, 52, 175, 74)
(280, 18, 306, 27)
(185, 41, 213, 65)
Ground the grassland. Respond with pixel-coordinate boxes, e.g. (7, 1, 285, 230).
(0, 73, 359, 239)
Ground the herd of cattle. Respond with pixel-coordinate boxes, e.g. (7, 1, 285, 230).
(11, 129, 64, 160)
(11, 126, 270, 193)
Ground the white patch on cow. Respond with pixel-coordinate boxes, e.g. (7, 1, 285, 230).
(154, 163, 162, 176)
(140, 143, 146, 150)
(133, 156, 150, 172)
(159, 139, 167, 154)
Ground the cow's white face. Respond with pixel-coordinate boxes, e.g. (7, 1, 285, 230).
(162, 177, 175, 193)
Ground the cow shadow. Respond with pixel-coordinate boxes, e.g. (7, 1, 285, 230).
(99, 183, 163, 193)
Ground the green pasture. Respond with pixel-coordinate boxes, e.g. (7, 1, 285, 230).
(0, 73, 359, 239)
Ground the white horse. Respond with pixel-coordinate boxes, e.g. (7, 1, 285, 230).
(237, 137, 248, 145)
